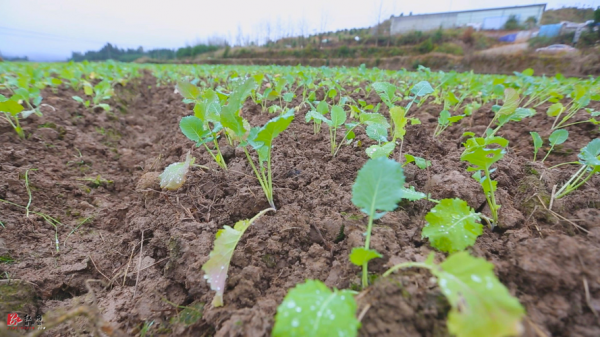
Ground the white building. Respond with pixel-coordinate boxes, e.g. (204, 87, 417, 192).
(390, 4, 546, 35)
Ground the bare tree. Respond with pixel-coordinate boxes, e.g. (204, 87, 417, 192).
(375, 0, 384, 47)
(298, 14, 308, 48)
(319, 9, 329, 49)
(236, 24, 244, 47)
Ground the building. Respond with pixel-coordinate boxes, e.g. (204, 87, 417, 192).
(390, 4, 546, 35)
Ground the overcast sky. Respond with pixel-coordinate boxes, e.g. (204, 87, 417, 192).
(1, 0, 598, 61)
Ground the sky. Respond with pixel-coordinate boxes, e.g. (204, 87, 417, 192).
(1, 0, 599, 61)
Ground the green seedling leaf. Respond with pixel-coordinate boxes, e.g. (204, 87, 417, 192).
(72, 96, 85, 104)
(180, 116, 210, 144)
(461, 144, 505, 172)
(549, 129, 568, 146)
(97, 103, 110, 111)
(389, 106, 408, 140)
(352, 157, 405, 216)
(498, 107, 535, 125)
(410, 81, 434, 97)
(530, 132, 543, 161)
(365, 142, 395, 159)
(578, 138, 600, 169)
(399, 185, 427, 201)
(306, 110, 330, 124)
(255, 109, 295, 148)
(330, 105, 347, 128)
(359, 113, 389, 128)
(317, 100, 329, 115)
(496, 88, 519, 118)
(283, 92, 295, 103)
(547, 103, 563, 117)
(422, 198, 482, 253)
(176, 81, 201, 100)
(404, 154, 431, 169)
(366, 123, 388, 142)
(202, 208, 273, 307)
(272, 280, 359, 337)
(0, 100, 24, 116)
(159, 152, 194, 190)
(372, 82, 397, 107)
(433, 252, 525, 337)
(349, 247, 382, 266)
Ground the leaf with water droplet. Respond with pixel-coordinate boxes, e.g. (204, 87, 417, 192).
(273, 280, 359, 337)
(201, 209, 273, 307)
(159, 152, 194, 190)
(430, 252, 525, 337)
(422, 198, 482, 253)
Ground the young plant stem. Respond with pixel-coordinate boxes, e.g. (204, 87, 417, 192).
(541, 144, 556, 163)
(332, 125, 359, 157)
(484, 168, 499, 225)
(555, 164, 595, 199)
(243, 147, 275, 210)
(362, 212, 375, 289)
(383, 261, 432, 278)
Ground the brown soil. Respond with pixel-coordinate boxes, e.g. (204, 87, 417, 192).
(1, 74, 599, 336)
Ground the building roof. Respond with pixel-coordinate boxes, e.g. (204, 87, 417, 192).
(391, 4, 547, 19)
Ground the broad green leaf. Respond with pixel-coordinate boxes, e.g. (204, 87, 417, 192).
(446, 92, 459, 105)
(255, 109, 295, 148)
(227, 77, 256, 109)
(461, 145, 506, 172)
(349, 247, 382, 266)
(365, 142, 395, 159)
(359, 113, 389, 128)
(83, 82, 93, 96)
(496, 88, 519, 118)
(272, 280, 359, 337)
(431, 252, 525, 337)
(159, 153, 194, 190)
(410, 81, 434, 97)
(399, 185, 427, 201)
(316, 100, 329, 115)
(578, 138, 600, 169)
(522, 68, 534, 76)
(97, 103, 110, 111)
(202, 209, 273, 307)
(404, 154, 431, 169)
(549, 129, 568, 146)
(352, 158, 405, 216)
(547, 103, 563, 117)
(372, 82, 397, 107)
(220, 106, 245, 137)
(0, 100, 24, 116)
(438, 110, 451, 125)
(180, 116, 210, 144)
(283, 92, 294, 102)
(177, 81, 201, 100)
(365, 123, 388, 142)
(306, 110, 330, 124)
(72, 96, 85, 104)
(330, 105, 347, 128)
(530, 132, 542, 160)
(498, 107, 535, 125)
(389, 106, 408, 140)
(422, 198, 482, 253)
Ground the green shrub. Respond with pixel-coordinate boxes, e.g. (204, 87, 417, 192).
(435, 42, 464, 55)
(417, 38, 434, 54)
